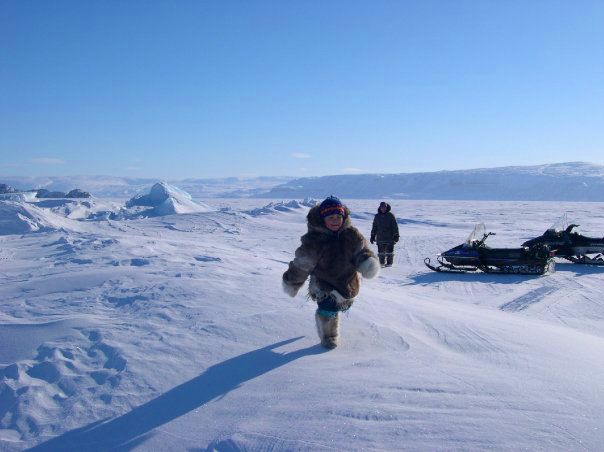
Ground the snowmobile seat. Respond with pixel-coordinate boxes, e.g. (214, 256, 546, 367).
(484, 248, 526, 259)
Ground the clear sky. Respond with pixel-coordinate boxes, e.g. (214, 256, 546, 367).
(1, 0, 603, 179)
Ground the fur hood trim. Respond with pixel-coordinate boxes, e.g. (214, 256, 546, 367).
(307, 205, 352, 234)
(377, 202, 391, 213)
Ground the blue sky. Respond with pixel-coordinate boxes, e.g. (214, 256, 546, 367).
(1, 0, 603, 179)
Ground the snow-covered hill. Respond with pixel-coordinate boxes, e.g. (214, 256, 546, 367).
(1, 197, 604, 450)
(266, 162, 604, 201)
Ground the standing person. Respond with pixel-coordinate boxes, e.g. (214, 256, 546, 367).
(282, 196, 380, 349)
(370, 201, 399, 267)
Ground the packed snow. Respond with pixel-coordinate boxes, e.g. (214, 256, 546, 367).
(1, 195, 604, 451)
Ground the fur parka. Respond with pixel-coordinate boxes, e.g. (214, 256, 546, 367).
(282, 205, 378, 300)
(370, 203, 399, 244)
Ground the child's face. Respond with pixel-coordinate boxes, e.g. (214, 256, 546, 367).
(324, 214, 344, 231)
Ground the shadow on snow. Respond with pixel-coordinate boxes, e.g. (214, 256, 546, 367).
(29, 337, 324, 452)
(407, 270, 545, 285)
(553, 262, 604, 275)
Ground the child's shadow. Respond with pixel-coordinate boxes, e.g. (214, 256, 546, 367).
(30, 337, 324, 452)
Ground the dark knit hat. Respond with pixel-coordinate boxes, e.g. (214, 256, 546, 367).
(379, 201, 387, 208)
(319, 196, 346, 218)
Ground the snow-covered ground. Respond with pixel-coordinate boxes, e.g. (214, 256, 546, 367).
(1, 196, 604, 451)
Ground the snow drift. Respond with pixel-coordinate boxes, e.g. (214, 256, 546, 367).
(0, 201, 76, 235)
(0, 192, 38, 202)
(33, 199, 121, 220)
(245, 198, 317, 216)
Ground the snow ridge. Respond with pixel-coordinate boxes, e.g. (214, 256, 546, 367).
(245, 198, 317, 216)
(0, 183, 213, 236)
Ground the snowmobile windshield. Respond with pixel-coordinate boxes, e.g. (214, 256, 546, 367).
(464, 223, 486, 247)
(547, 214, 568, 233)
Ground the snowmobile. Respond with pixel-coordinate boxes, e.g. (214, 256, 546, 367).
(522, 214, 604, 265)
(424, 223, 555, 275)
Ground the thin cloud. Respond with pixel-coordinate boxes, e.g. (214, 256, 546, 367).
(290, 153, 311, 159)
(31, 157, 65, 165)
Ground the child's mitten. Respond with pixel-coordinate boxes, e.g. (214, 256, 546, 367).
(358, 256, 380, 279)
(282, 279, 300, 297)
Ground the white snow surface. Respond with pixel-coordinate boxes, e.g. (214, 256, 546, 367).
(1, 198, 604, 451)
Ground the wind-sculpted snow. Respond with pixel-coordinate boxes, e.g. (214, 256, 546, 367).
(0, 183, 215, 235)
(1, 199, 604, 450)
(0, 201, 80, 235)
(0, 198, 128, 235)
(244, 198, 318, 216)
(0, 192, 37, 202)
(32, 199, 121, 220)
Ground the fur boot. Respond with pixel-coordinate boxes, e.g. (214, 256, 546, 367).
(315, 312, 340, 349)
(386, 254, 394, 267)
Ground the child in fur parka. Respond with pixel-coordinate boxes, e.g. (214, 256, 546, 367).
(282, 196, 380, 349)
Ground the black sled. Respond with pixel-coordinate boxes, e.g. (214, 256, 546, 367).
(425, 224, 555, 275)
(522, 214, 604, 266)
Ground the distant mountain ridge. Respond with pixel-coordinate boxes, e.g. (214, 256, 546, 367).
(3, 162, 604, 201)
(264, 162, 604, 201)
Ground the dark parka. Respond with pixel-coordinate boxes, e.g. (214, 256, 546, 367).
(283, 205, 376, 299)
(370, 203, 399, 244)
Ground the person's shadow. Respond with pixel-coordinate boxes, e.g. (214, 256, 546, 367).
(29, 337, 324, 451)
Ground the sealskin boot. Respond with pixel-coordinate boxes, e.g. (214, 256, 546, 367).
(315, 312, 340, 349)
(386, 254, 394, 267)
